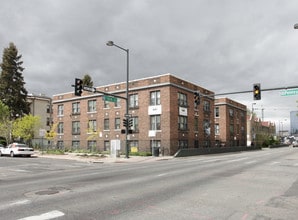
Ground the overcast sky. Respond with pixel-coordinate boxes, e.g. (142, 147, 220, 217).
(1, 0, 298, 131)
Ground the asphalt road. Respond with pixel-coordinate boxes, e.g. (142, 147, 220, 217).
(1, 147, 298, 220)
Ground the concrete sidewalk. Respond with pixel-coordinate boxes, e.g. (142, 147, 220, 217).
(36, 152, 173, 164)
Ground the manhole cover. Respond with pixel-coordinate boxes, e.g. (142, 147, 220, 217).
(25, 186, 71, 198)
(35, 190, 59, 195)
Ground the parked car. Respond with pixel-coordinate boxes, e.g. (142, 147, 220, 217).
(0, 143, 34, 157)
(292, 141, 298, 148)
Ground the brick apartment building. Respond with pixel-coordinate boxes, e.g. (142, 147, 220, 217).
(214, 98, 247, 147)
(52, 74, 215, 156)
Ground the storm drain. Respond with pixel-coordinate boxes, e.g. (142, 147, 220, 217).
(25, 186, 71, 197)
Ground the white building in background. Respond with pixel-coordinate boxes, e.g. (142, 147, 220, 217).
(290, 111, 298, 137)
(27, 94, 52, 147)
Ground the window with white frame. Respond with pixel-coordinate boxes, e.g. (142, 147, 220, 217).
(178, 116, 188, 130)
(215, 107, 219, 117)
(58, 104, 64, 116)
(215, 124, 220, 135)
(178, 92, 187, 107)
(57, 122, 64, 134)
(72, 102, 80, 114)
(150, 115, 161, 130)
(88, 100, 97, 112)
(115, 118, 121, 130)
(150, 91, 161, 105)
(129, 94, 138, 108)
(203, 101, 210, 112)
(104, 118, 109, 130)
(88, 120, 97, 132)
(72, 121, 80, 135)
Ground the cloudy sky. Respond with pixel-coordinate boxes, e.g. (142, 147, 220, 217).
(1, 0, 298, 131)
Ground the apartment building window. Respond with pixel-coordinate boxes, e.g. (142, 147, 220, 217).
(57, 122, 64, 134)
(104, 118, 110, 130)
(194, 117, 198, 132)
(229, 109, 234, 117)
(132, 117, 139, 132)
(87, 140, 97, 151)
(72, 121, 80, 135)
(57, 141, 64, 149)
(72, 102, 80, 114)
(88, 120, 97, 132)
(104, 100, 109, 109)
(178, 92, 187, 107)
(215, 107, 219, 117)
(104, 141, 110, 151)
(150, 115, 161, 130)
(129, 140, 139, 152)
(203, 120, 211, 135)
(115, 118, 121, 130)
(150, 91, 161, 105)
(88, 100, 97, 112)
(178, 140, 188, 149)
(46, 117, 51, 126)
(46, 104, 51, 114)
(72, 141, 80, 150)
(115, 98, 121, 108)
(178, 116, 188, 130)
(58, 104, 64, 116)
(230, 124, 234, 136)
(203, 101, 210, 112)
(215, 124, 220, 135)
(129, 94, 138, 108)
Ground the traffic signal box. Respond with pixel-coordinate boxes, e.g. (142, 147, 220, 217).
(194, 91, 200, 105)
(74, 78, 83, 96)
(253, 83, 261, 100)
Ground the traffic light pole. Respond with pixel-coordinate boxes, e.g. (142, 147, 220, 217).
(199, 85, 298, 98)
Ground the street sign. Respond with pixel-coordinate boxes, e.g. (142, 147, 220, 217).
(103, 95, 118, 103)
(280, 88, 298, 96)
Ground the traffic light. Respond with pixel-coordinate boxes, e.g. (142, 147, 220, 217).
(123, 119, 128, 127)
(194, 91, 200, 105)
(128, 118, 133, 128)
(74, 78, 83, 96)
(253, 83, 261, 100)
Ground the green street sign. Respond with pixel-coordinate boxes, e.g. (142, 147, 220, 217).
(281, 89, 298, 96)
(103, 95, 117, 103)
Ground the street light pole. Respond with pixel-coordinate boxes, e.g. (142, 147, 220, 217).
(106, 41, 130, 158)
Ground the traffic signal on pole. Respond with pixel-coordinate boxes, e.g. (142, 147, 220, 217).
(128, 118, 133, 128)
(123, 119, 128, 128)
(194, 91, 200, 105)
(253, 83, 261, 100)
(74, 78, 83, 96)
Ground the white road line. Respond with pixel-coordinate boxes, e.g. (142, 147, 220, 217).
(270, 161, 281, 165)
(157, 173, 168, 177)
(245, 160, 257, 164)
(18, 210, 65, 220)
(226, 157, 248, 163)
(0, 199, 31, 210)
(293, 163, 298, 166)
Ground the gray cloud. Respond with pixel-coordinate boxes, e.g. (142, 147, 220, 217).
(1, 0, 297, 130)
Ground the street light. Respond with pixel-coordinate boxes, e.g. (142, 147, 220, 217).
(106, 41, 130, 158)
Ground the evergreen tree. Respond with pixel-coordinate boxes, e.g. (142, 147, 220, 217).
(0, 42, 29, 118)
(82, 74, 93, 87)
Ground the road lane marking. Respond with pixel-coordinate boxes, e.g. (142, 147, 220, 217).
(18, 210, 65, 220)
(270, 162, 281, 165)
(245, 160, 257, 164)
(226, 157, 248, 163)
(157, 173, 168, 177)
(0, 199, 31, 210)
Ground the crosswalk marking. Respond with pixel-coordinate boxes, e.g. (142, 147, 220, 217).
(18, 210, 64, 220)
